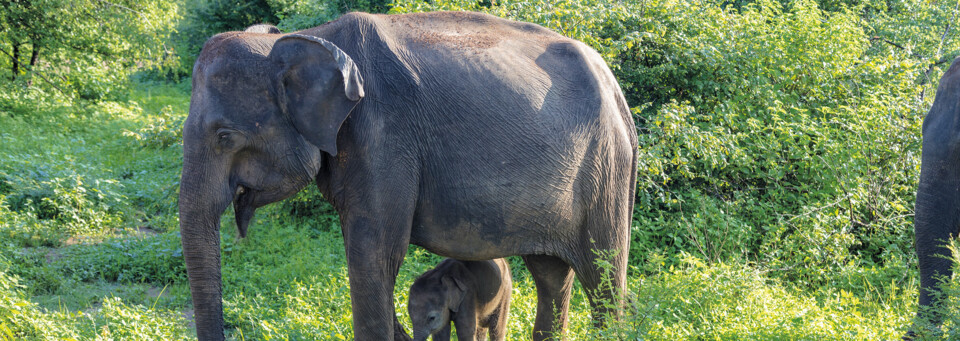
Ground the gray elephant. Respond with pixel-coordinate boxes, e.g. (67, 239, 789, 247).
(179, 11, 637, 340)
(913, 56, 960, 333)
(408, 258, 512, 341)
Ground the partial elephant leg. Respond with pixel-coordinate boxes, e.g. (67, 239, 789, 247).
(523, 254, 575, 341)
(343, 214, 413, 340)
(475, 326, 489, 341)
(571, 238, 629, 328)
(914, 108, 960, 328)
(453, 312, 477, 341)
(914, 177, 960, 323)
(488, 305, 508, 341)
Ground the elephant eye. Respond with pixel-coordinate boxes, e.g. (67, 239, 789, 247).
(215, 128, 234, 143)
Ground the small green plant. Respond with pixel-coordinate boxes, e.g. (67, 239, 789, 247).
(122, 105, 185, 150)
(56, 232, 187, 285)
(0, 170, 127, 246)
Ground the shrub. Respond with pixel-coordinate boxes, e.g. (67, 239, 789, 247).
(588, 254, 912, 340)
(122, 105, 185, 150)
(0, 170, 127, 245)
(55, 233, 188, 285)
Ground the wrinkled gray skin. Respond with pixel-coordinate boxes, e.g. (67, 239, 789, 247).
(409, 258, 512, 341)
(180, 11, 637, 340)
(913, 56, 960, 333)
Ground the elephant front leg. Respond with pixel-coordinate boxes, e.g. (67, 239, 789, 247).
(913, 177, 960, 325)
(343, 216, 413, 340)
(453, 315, 478, 341)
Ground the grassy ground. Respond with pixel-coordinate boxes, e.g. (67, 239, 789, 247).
(0, 80, 944, 340)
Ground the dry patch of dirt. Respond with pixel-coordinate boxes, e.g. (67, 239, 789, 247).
(182, 308, 196, 330)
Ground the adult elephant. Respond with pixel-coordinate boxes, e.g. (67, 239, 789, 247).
(914, 56, 960, 331)
(180, 11, 637, 340)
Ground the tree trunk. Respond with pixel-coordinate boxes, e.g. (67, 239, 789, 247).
(29, 44, 38, 67)
(26, 43, 39, 86)
(10, 43, 19, 81)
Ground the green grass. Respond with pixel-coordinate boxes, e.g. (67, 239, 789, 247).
(0, 81, 193, 340)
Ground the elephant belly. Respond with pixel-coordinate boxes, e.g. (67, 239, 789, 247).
(409, 177, 580, 260)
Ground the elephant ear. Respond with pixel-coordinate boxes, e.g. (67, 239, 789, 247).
(270, 34, 364, 156)
(442, 275, 467, 313)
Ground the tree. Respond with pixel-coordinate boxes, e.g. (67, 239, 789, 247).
(0, 0, 179, 98)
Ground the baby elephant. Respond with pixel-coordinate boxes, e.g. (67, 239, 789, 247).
(408, 258, 512, 341)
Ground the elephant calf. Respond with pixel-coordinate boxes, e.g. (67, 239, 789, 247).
(408, 258, 512, 341)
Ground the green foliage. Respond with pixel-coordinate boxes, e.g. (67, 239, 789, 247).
(1, 172, 126, 240)
(0, 267, 79, 340)
(54, 233, 187, 285)
(122, 105, 186, 150)
(591, 255, 912, 340)
(0, 253, 190, 341)
(271, 0, 346, 32)
(0, 83, 187, 246)
(75, 297, 192, 340)
(166, 0, 393, 79)
(0, 0, 180, 99)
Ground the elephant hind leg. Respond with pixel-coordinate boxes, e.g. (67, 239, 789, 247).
(487, 301, 510, 341)
(475, 326, 489, 341)
(566, 231, 629, 329)
(523, 254, 575, 341)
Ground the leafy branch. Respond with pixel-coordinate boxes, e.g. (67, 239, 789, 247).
(0, 46, 70, 98)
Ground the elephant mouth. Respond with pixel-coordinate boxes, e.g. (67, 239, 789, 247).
(233, 184, 257, 238)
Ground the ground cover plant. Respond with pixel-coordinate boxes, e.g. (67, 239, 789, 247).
(1, 0, 959, 339)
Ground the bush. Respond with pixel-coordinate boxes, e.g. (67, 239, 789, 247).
(590, 254, 911, 340)
(166, 0, 394, 79)
(122, 105, 185, 150)
(56, 233, 188, 285)
(0, 0, 180, 100)
(0, 169, 127, 245)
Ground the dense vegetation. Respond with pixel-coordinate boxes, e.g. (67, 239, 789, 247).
(0, 0, 958, 339)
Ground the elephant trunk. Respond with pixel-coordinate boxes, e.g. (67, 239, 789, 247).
(180, 160, 233, 341)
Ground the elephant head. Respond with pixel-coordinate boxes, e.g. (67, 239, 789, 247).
(408, 268, 467, 341)
(179, 32, 363, 340)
